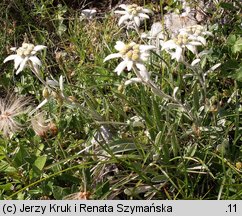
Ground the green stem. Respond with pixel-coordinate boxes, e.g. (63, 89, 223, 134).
(132, 65, 197, 122)
(7, 162, 92, 199)
(234, 80, 239, 146)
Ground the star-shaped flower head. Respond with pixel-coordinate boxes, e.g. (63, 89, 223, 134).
(104, 41, 155, 75)
(114, 4, 153, 27)
(80, 9, 97, 19)
(162, 32, 203, 62)
(179, 25, 213, 46)
(3, 42, 46, 75)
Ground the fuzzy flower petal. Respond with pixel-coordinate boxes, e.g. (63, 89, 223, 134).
(114, 41, 126, 51)
(33, 45, 47, 52)
(104, 53, 122, 62)
(191, 58, 201, 66)
(118, 14, 130, 26)
(125, 77, 142, 85)
(138, 13, 150, 19)
(3, 55, 17, 63)
(114, 61, 128, 75)
(29, 56, 42, 66)
(14, 56, 24, 69)
(134, 16, 141, 27)
(16, 57, 28, 75)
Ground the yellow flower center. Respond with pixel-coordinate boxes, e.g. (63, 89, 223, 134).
(27, 44, 35, 51)
(23, 49, 31, 56)
(136, 6, 142, 11)
(175, 34, 188, 45)
(16, 48, 25, 57)
(127, 4, 142, 14)
(22, 43, 29, 49)
(126, 50, 133, 59)
(131, 53, 139, 61)
(176, 38, 182, 45)
(119, 47, 128, 55)
(131, 9, 137, 15)
(133, 49, 140, 54)
(133, 44, 140, 50)
(119, 43, 140, 61)
(17, 43, 35, 56)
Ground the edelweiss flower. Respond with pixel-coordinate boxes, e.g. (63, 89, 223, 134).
(0, 94, 30, 138)
(104, 41, 155, 75)
(115, 4, 152, 27)
(80, 9, 97, 19)
(179, 25, 213, 46)
(4, 42, 46, 75)
(162, 32, 202, 62)
(31, 112, 49, 137)
(31, 112, 57, 137)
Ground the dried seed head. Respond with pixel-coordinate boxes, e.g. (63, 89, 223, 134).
(31, 112, 58, 137)
(0, 94, 30, 138)
(31, 112, 49, 137)
(48, 122, 58, 136)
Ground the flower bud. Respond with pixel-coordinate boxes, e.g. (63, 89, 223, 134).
(136, 6, 142, 11)
(132, 53, 139, 61)
(177, 38, 182, 45)
(52, 92, 64, 105)
(68, 96, 77, 102)
(23, 49, 31, 56)
(16, 48, 24, 56)
(118, 84, 124, 92)
(126, 50, 133, 59)
(42, 87, 50, 98)
(131, 10, 137, 15)
(195, 30, 201, 35)
(120, 49, 127, 55)
(28, 44, 35, 51)
(133, 44, 140, 50)
(182, 38, 188, 44)
(133, 49, 140, 54)
(22, 43, 29, 49)
(51, 91, 59, 99)
(236, 162, 242, 170)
